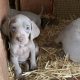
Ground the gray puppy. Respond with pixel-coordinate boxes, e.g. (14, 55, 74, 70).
(55, 18, 80, 63)
(5, 14, 40, 77)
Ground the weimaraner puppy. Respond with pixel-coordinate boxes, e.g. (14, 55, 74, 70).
(3, 14, 40, 77)
(55, 18, 80, 63)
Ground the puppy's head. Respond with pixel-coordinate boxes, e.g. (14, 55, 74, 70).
(9, 14, 40, 44)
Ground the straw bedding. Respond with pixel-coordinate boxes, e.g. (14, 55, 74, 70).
(8, 16, 80, 80)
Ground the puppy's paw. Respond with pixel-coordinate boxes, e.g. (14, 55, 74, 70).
(15, 68, 22, 78)
(30, 63, 37, 71)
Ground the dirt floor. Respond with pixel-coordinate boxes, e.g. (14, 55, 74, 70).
(8, 16, 80, 80)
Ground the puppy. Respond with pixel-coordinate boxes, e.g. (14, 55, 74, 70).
(55, 18, 80, 63)
(5, 14, 40, 77)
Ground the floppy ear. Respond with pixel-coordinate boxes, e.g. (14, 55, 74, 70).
(31, 21, 40, 40)
(2, 17, 10, 37)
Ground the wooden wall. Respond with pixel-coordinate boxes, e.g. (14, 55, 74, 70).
(10, 0, 80, 19)
(54, 0, 80, 19)
(15, 0, 54, 15)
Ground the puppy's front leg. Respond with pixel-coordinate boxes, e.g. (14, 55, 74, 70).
(30, 42, 37, 70)
(11, 56, 22, 77)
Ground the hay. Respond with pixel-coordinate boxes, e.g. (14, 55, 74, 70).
(24, 58, 80, 80)
(8, 17, 80, 80)
(23, 48, 80, 80)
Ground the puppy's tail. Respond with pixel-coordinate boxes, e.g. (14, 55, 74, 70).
(39, 6, 44, 17)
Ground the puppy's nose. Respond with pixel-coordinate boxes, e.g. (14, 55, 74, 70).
(16, 37, 23, 42)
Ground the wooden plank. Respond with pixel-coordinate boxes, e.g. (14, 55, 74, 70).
(0, 33, 8, 80)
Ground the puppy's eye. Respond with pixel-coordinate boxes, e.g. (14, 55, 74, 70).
(26, 27, 29, 30)
(11, 26, 16, 32)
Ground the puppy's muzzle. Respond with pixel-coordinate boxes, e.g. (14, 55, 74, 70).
(16, 33, 30, 44)
(16, 36, 24, 42)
